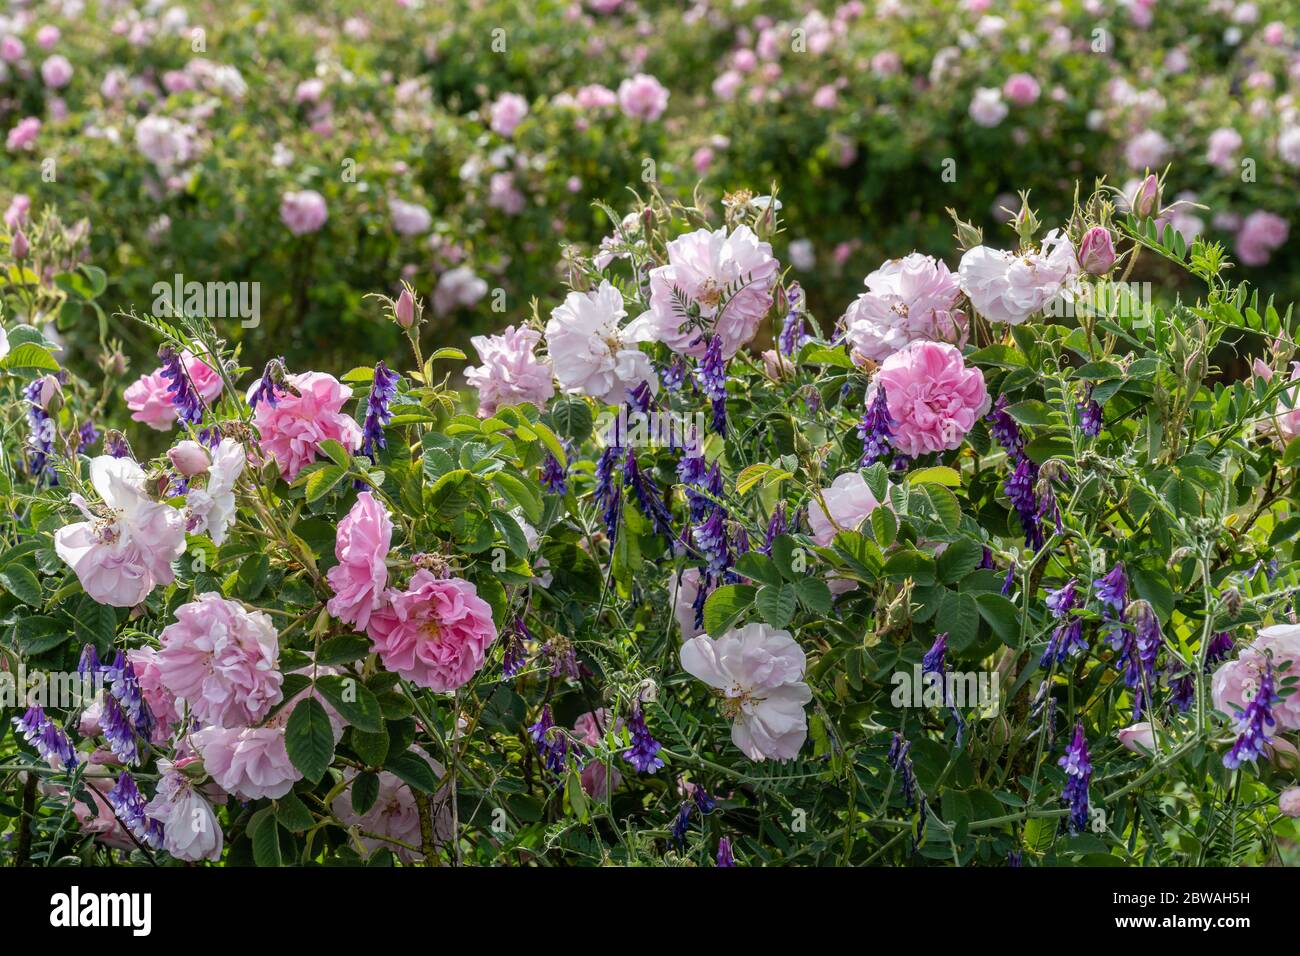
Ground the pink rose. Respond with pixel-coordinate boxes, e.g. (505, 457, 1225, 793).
(280, 189, 328, 235)
(671, 567, 706, 640)
(127, 647, 182, 742)
(6, 117, 41, 152)
(617, 73, 669, 120)
(1280, 787, 1300, 818)
(958, 230, 1079, 325)
(1206, 127, 1243, 173)
(843, 253, 967, 362)
(167, 440, 211, 477)
(1236, 211, 1289, 268)
(1002, 73, 1040, 106)
(366, 572, 498, 691)
(326, 491, 393, 631)
(489, 92, 529, 137)
(1212, 624, 1300, 731)
(193, 725, 299, 800)
(634, 225, 779, 359)
(144, 765, 222, 860)
(157, 592, 283, 728)
(331, 750, 448, 863)
(252, 370, 363, 481)
(809, 471, 885, 546)
(575, 710, 623, 797)
(869, 341, 990, 457)
(464, 325, 555, 417)
(124, 350, 223, 431)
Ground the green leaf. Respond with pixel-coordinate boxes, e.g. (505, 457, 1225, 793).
(276, 792, 315, 833)
(0, 566, 42, 606)
(0, 342, 60, 372)
(305, 464, 348, 502)
(735, 552, 782, 587)
(1004, 400, 1053, 427)
(794, 577, 832, 614)
(492, 472, 542, 525)
(907, 466, 962, 487)
(284, 697, 335, 784)
(922, 484, 962, 533)
(755, 584, 797, 628)
(385, 752, 439, 793)
(870, 507, 898, 547)
(428, 469, 474, 520)
(976, 593, 1020, 647)
(936, 590, 980, 652)
(316, 634, 371, 666)
(351, 771, 381, 814)
(351, 727, 390, 767)
(318, 439, 352, 468)
(316, 676, 384, 733)
(249, 807, 283, 867)
(882, 549, 936, 585)
(703, 584, 757, 636)
(16, 616, 70, 655)
(548, 398, 593, 444)
(938, 539, 983, 584)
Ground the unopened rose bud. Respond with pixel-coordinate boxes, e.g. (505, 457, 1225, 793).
(1132, 174, 1161, 218)
(35, 374, 62, 411)
(1117, 721, 1156, 753)
(11, 228, 29, 260)
(1267, 738, 1300, 774)
(1077, 226, 1116, 275)
(394, 287, 416, 329)
(167, 440, 211, 477)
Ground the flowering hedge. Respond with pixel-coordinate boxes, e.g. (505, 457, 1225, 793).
(2, 0, 1300, 375)
(2, 172, 1300, 867)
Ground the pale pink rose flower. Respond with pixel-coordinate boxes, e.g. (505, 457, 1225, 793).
(1206, 127, 1242, 173)
(633, 225, 779, 359)
(7, 117, 42, 152)
(870, 340, 989, 456)
(1280, 788, 1300, 817)
(327, 491, 393, 631)
(1125, 128, 1170, 171)
(124, 350, 223, 431)
(252, 371, 362, 481)
(575, 709, 623, 797)
(1211, 624, 1300, 731)
(968, 88, 1007, 127)
(545, 280, 656, 404)
(0, 34, 25, 61)
(489, 91, 529, 136)
(183, 438, 245, 545)
(134, 114, 197, 169)
(70, 778, 138, 850)
(576, 83, 617, 109)
(871, 50, 901, 76)
(4, 193, 30, 229)
(168, 440, 210, 477)
(680, 622, 812, 762)
(1117, 721, 1156, 753)
(389, 198, 431, 236)
(433, 266, 488, 315)
(486, 171, 525, 215)
(40, 54, 72, 88)
(366, 571, 498, 691)
(617, 73, 669, 120)
(809, 471, 884, 547)
(1235, 211, 1289, 267)
(54, 456, 188, 607)
(145, 763, 223, 861)
(127, 647, 182, 743)
(280, 189, 328, 235)
(36, 26, 61, 49)
(332, 750, 449, 862)
(1002, 73, 1040, 106)
(671, 567, 705, 640)
(713, 70, 743, 101)
(958, 229, 1079, 325)
(157, 592, 283, 728)
(843, 253, 967, 362)
(193, 725, 299, 800)
(464, 325, 555, 416)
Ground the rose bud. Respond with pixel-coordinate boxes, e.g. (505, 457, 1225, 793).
(1117, 721, 1156, 753)
(35, 373, 62, 411)
(394, 287, 416, 329)
(11, 228, 29, 260)
(1077, 226, 1116, 275)
(1280, 787, 1300, 818)
(167, 440, 211, 477)
(1131, 174, 1161, 218)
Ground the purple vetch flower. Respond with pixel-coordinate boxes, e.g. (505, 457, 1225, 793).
(247, 357, 287, 409)
(99, 693, 141, 765)
(1045, 578, 1079, 617)
(104, 430, 132, 459)
(541, 639, 582, 681)
(922, 633, 965, 745)
(697, 334, 727, 434)
(887, 732, 918, 808)
(692, 785, 717, 815)
(78, 644, 102, 678)
(158, 346, 204, 425)
(106, 772, 163, 848)
(671, 802, 692, 846)
(623, 704, 665, 773)
(978, 547, 995, 571)
(1168, 672, 1195, 712)
(24, 379, 57, 485)
(778, 282, 807, 357)
(594, 445, 624, 542)
(1041, 578, 1088, 667)
(761, 503, 787, 555)
(1077, 387, 1102, 437)
(988, 394, 1024, 459)
(1223, 660, 1278, 769)
(360, 361, 399, 460)
(1205, 631, 1234, 669)
(1005, 457, 1043, 549)
(858, 385, 894, 466)
(529, 705, 581, 775)
(1059, 721, 1092, 833)
(693, 507, 730, 574)
(539, 450, 568, 495)
(662, 354, 686, 392)
(1001, 566, 1016, 596)
(716, 836, 736, 867)
(624, 448, 675, 538)
(13, 706, 77, 769)
(502, 617, 531, 678)
(198, 425, 223, 448)
(76, 420, 101, 454)
(1094, 563, 1128, 613)
(105, 652, 155, 743)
